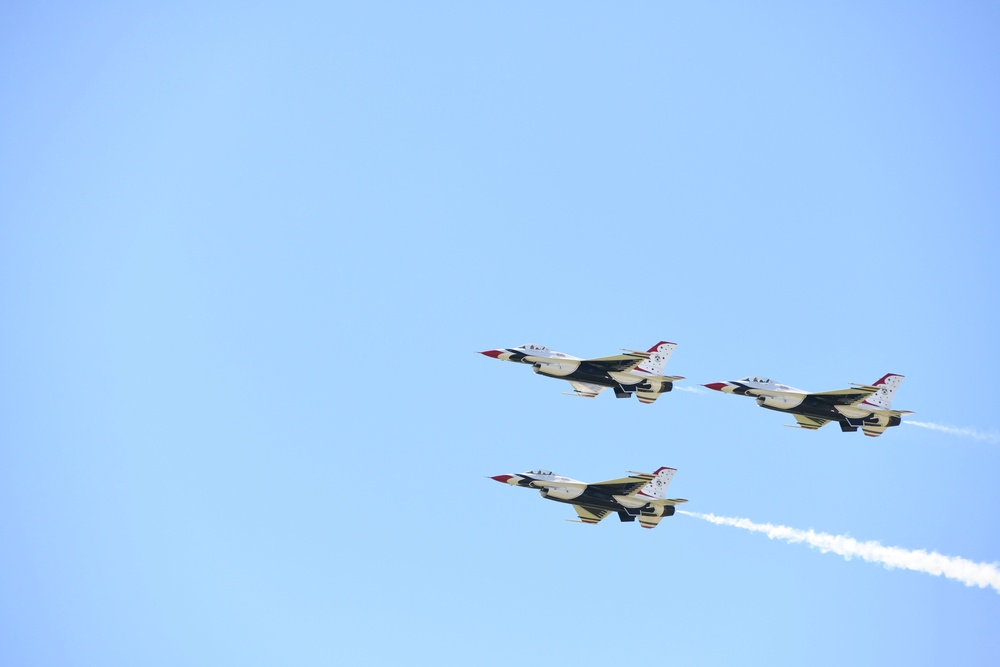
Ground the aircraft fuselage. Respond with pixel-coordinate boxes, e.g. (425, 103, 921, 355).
(503, 351, 667, 393)
(709, 380, 903, 433)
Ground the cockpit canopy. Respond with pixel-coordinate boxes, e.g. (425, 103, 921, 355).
(520, 344, 549, 352)
(740, 376, 772, 383)
(526, 469, 553, 476)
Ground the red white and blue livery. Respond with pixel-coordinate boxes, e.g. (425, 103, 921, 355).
(704, 373, 912, 437)
(479, 341, 684, 404)
(491, 466, 687, 529)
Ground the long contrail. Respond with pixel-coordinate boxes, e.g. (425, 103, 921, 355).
(679, 511, 1000, 593)
(906, 420, 1000, 444)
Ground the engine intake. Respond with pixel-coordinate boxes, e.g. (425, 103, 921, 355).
(538, 486, 584, 501)
(756, 394, 803, 409)
(531, 361, 575, 377)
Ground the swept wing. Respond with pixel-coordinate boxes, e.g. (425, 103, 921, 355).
(589, 472, 657, 497)
(808, 387, 880, 405)
(572, 506, 612, 524)
(565, 381, 607, 398)
(788, 414, 830, 430)
(580, 351, 650, 373)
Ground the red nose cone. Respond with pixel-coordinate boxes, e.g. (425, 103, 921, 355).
(491, 474, 513, 484)
(703, 382, 728, 392)
(480, 349, 502, 358)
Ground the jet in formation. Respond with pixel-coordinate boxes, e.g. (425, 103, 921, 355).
(704, 373, 912, 437)
(490, 466, 686, 529)
(479, 341, 683, 403)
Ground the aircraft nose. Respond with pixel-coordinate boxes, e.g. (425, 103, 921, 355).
(479, 349, 503, 359)
(490, 474, 514, 484)
(703, 382, 730, 392)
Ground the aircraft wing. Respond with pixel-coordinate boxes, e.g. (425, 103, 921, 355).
(564, 381, 607, 398)
(809, 387, 879, 405)
(588, 474, 653, 497)
(580, 352, 649, 373)
(788, 414, 830, 430)
(572, 506, 612, 524)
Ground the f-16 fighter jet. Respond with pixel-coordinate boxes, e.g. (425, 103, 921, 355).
(479, 341, 683, 403)
(490, 466, 687, 529)
(704, 373, 912, 437)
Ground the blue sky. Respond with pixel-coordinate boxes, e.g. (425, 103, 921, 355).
(2, 2, 999, 665)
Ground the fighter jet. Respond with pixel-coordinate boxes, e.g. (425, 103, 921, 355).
(704, 373, 912, 437)
(490, 466, 687, 529)
(479, 341, 683, 403)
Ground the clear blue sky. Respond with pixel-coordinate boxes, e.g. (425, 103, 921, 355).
(2, 3, 999, 665)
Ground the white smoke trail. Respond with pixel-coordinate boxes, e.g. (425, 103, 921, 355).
(906, 420, 1000, 444)
(673, 385, 706, 394)
(679, 510, 1000, 593)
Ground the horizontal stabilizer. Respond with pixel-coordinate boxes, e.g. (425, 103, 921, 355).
(789, 414, 829, 430)
(618, 348, 653, 358)
(572, 505, 610, 524)
(565, 381, 605, 398)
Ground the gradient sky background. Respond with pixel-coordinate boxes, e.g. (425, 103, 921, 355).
(2, 3, 999, 665)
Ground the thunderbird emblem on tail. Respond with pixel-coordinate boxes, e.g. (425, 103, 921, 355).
(479, 341, 684, 403)
(490, 467, 687, 529)
(703, 373, 913, 437)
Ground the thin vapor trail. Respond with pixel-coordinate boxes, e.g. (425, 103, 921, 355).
(679, 510, 1000, 593)
(673, 385, 706, 394)
(906, 420, 1000, 444)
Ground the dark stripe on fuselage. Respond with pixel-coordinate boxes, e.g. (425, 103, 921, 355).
(517, 357, 652, 394)
(543, 488, 645, 515)
(757, 399, 901, 430)
(547, 362, 643, 390)
(513, 354, 628, 387)
(756, 397, 851, 421)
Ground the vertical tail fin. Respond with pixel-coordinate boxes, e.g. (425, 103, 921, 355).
(862, 373, 905, 410)
(635, 466, 676, 499)
(635, 341, 677, 375)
